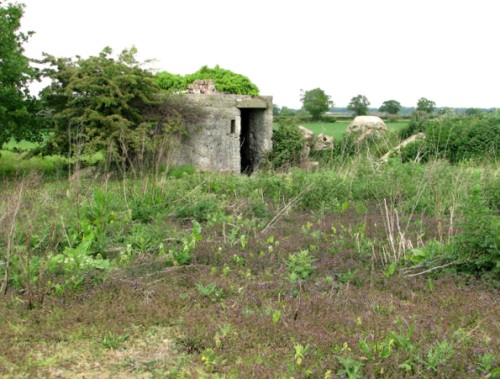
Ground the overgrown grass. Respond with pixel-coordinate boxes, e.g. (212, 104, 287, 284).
(0, 138, 104, 179)
(1, 156, 499, 378)
(0, 149, 68, 178)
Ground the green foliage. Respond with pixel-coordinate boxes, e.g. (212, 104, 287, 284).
(336, 355, 363, 379)
(101, 331, 129, 350)
(359, 336, 394, 360)
(399, 139, 428, 163)
(293, 341, 310, 366)
(0, 149, 68, 179)
(37, 47, 162, 164)
(416, 97, 436, 114)
(0, 2, 44, 147)
(400, 111, 499, 164)
(400, 111, 431, 139)
(422, 113, 499, 163)
(347, 94, 370, 116)
(175, 196, 219, 222)
(274, 106, 307, 118)
(197, 282, 224, 301)
(300, 88, 333, 121)
(48, 230, 111, 292)
(155, 71, 186, 93)
(452, 187, 500, 278)
(421, 339, 454, 371)
(286, 250, 316, 284)
(272, 104, 281, 116)
(171, 221, 202, 266)
(166, 165, 196, 178)
(438, 107, 455, 116)
(186, 65, 259, 95)
(155, 65, 260, 96)
(379, 100, 402, 115)
(80, 187, 130, 254)
(465, 107, 483, 116)
(268, 122, 304, 169)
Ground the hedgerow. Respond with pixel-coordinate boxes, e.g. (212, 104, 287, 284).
(400, 113, 500, 164)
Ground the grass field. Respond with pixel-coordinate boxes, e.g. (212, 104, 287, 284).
(276, 121, 409, 140)
(0, 139, 104, 178)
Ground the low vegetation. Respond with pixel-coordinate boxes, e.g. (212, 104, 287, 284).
(1, 119, 499, 377)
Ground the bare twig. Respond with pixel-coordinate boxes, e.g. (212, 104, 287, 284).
(261, 185, 312, 235)
(405, 261, 459, 277)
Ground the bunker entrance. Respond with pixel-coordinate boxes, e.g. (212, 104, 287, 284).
(239, 108, 264, 175)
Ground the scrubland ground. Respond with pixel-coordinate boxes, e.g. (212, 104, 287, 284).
(1, 155, 499, 378)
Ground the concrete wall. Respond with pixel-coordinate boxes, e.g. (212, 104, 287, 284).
(172, 94, 273, 173)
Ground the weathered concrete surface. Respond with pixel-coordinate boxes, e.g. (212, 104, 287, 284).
(347, 116, 387, 134)
(236, 99, 268, 109)
(314, 133, 334, 151)
(297, 126, 335, 170)
(171, 94, 273, 173)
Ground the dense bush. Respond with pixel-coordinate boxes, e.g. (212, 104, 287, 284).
(400, 139, 429, 163)
(267, 123, 304, 169)
(155, 71, 186, 93)
(400, 111, 431, 139)
(155, 65, 259, 96)
(451, 187, 500, 280)
(400, 113, 500, 164)
(185, 65, 259, 96)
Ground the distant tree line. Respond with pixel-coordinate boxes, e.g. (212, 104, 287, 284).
(274, 88, 495, 120)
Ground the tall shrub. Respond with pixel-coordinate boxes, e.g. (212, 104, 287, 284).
(425, 114, 499, 163)
(268, 123, 304, 169)
(401, 113, 499, 164)
(451, 187, 500, 279)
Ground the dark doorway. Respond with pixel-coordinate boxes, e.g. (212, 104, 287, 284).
(240, 108, 264, 175)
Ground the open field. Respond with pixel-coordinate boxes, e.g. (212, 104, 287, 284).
(1, 158, 499, 378)
(275, 121, 410, 140)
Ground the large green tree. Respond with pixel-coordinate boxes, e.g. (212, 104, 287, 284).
(300, 88, 333, 120)
(0, 1, 41, 147)
(347, 94, 370, 116)
(416, 97, 436, 114)
(38, 47, 165, 163)
(379, 100, 402, 115)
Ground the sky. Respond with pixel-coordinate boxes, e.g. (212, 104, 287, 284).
(17, 0, 500, 109)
